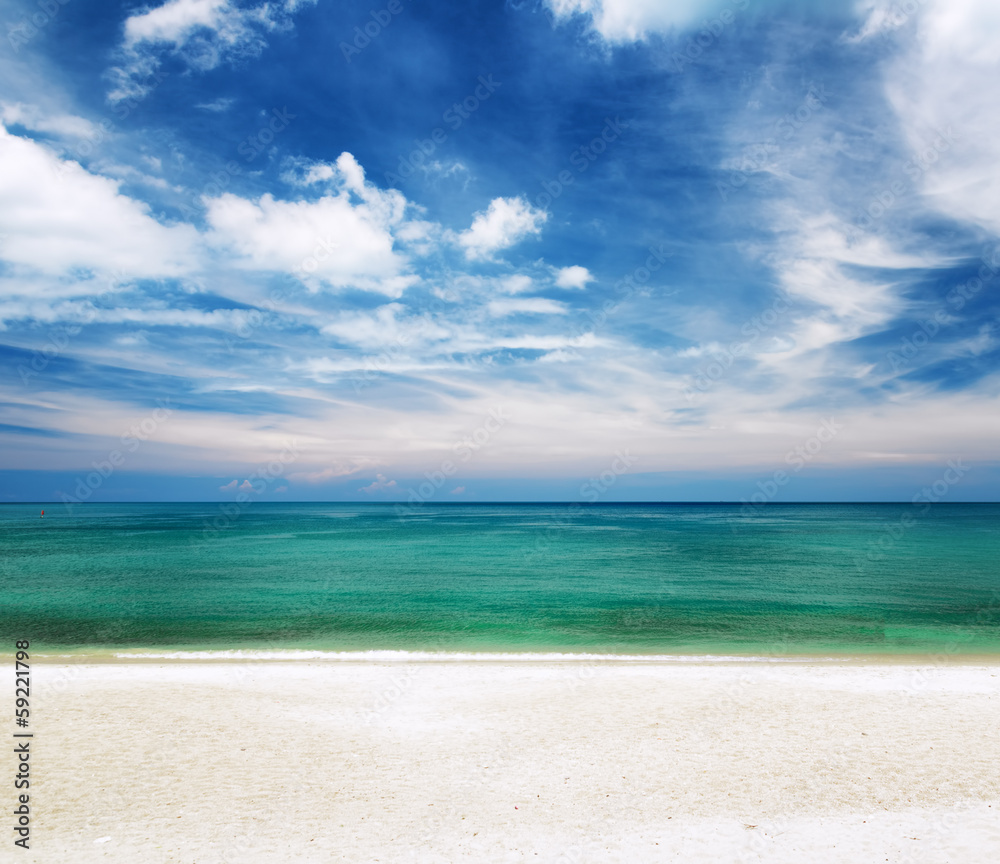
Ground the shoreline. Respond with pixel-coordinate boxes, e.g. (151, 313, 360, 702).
(14, 648, 1000, 664)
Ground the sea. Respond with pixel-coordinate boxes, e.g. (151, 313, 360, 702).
(1, 502, 999, 658)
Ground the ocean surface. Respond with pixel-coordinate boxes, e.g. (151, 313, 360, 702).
(1, 503, 999, 657)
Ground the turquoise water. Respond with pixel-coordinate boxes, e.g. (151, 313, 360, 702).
(1, 503, 999, 656)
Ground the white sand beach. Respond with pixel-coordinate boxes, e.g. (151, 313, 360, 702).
(21, 659, 1000, 862)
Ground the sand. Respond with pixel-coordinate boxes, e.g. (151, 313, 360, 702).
(17, 659, 1000, 862)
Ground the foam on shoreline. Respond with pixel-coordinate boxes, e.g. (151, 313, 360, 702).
(13, 647, 1000, 664)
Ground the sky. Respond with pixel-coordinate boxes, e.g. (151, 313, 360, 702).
(0, 0, 998, 503)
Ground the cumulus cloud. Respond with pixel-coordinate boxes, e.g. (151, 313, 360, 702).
(218, 479, 254, 491)
(359, 473, 397, 493)
(0, 123, 197, 280)
(205, 152, 417, 295)
(554, 265, 594, 289)
(107, 0, 315, 103)
(457, 196, 548, 261)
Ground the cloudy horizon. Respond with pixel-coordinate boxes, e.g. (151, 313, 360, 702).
(1, 0, 999, 504)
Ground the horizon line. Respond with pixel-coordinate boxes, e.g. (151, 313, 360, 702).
(3, 501, 999, 506)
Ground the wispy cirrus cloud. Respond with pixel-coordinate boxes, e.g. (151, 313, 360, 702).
(106, 0, 316, 104)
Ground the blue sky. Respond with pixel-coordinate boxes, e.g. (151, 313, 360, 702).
(1, 0, 998, 503)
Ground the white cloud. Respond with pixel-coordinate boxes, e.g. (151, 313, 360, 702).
(195, 97, 236, 112)
(107, 0, 315, 103)
(288, 458, 378, 483)
(0, 299, 255, 331)
(359, 473, 397, 494)
(219, 479, 237, 490)
(496, 275, 534, 294)
(93, 160, 171, 190)
(457, 196, 548, 261)
(280, 156, 339, 187)
(880, 0, 1000, 236)
(770, 210, 928, 328)
(0, 124, 197, 280)
(846, 1, 905, 43)
(554, 265, 594, 289)
(124, 0, 232, 44)
(205, 152, 417, 295)
(419, 159, 470, 182)
(0, 103, 97, 139)
(546, 0, 728, 42)
(319, 303, 449, 349)
(487, 298, 568, 317)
